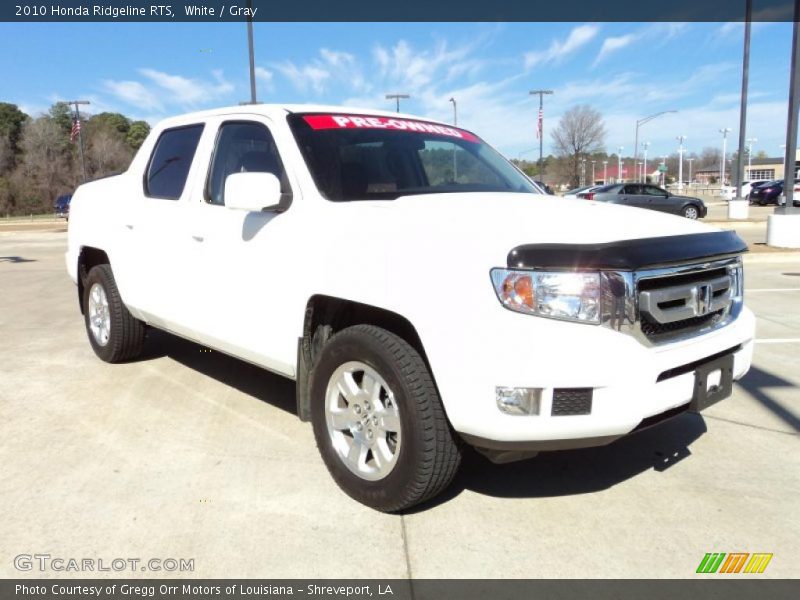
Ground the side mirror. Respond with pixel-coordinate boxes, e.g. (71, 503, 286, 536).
(224, 172, 291, 212)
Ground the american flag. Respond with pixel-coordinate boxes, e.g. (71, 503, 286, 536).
(536, 107, 543, 139)
(70, 117, 81, 144)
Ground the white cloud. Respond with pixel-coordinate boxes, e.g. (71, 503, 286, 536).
(594, 34, 637, 65)
(593, 24, 687, 66)
(102, 69, 235, 117)
(273, 48, 369, 94)
(102, 79, 163, 111)
(255, 67, 275, 93)
(274, 62, 331, 94)
(138, 68, 233, 105)
(524, 25, 599, 69)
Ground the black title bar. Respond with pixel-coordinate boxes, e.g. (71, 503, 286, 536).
(2, 0, 796, 22)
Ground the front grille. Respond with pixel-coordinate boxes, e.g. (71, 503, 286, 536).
(640, 309, 724, 339)
(551, 388, 592, 416)
(638, 267, 728, 291)
(636, 263, 736, 342)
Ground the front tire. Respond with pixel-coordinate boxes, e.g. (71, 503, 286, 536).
(310, 325, 461, 512)
(682, 205, 699, 219)
(83, 264, 145, 363)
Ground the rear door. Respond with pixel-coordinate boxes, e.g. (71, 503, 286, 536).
(120, 123, 205, 327)
(618, 184, 648, 208)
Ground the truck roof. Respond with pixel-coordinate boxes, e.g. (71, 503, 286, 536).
(153, 103, 456, 130)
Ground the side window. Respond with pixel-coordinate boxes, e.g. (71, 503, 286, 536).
(206, 121, 289, 205)
(145, 124, 204, 199)
(644, 185, 667, 196)
(622, 184, 640, 194)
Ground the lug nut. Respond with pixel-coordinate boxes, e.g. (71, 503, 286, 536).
(367, 430, 374, 439)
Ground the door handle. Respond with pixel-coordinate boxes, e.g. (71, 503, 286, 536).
(191, 234, 204, 242)
(125, 224, 134, 230)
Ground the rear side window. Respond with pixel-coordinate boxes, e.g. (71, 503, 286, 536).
(145, 124, 204, 199)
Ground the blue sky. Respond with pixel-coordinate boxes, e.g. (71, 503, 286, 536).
(0, 21, 793, 159)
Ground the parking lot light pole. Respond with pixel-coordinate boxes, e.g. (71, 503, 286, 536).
(633, 111, 677, 180)
(386, 93, 410, 113)
(719, 128, 732, 185)
(449, 97, 458, 180)
(746, 138, 758, 172)
(591, 160, 596, 184)
(768, 0, 800, 249)
(246, 0, 257, 104)
(734, 0, 753, 201)
(779, 1, 800, 214)
(617, 146, 624, 183)
(641, 142, 649, 182)
(676, 135, 686, 191)
(603, 160, 608, 184)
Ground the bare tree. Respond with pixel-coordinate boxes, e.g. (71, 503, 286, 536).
(698, 147, 722, 171)
(0, 136, 11, 175)
(551, 105, 606, 188)
(86, 128, 133, 178)
(14, 117, 77, 212)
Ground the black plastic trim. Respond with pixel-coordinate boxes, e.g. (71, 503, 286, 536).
(656, 344, 742, 382)
(631, 403, 691, 433)
(460, 432, 622, 452)
(507, 231, 747, 271)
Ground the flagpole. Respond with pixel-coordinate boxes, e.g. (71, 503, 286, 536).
(529, 89, 554, 180)
(68, 100, 90, 182)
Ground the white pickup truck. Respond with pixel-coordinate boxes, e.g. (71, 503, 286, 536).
(66, 105, 755, 511)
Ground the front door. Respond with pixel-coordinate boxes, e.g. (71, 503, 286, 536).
(181, 117, 298, 373)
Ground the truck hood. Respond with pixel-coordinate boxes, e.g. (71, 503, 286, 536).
(323, 192, 727, 273)
(358, 192, 716, 246)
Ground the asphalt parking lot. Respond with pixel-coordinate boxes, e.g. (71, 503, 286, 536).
(1, 227, 798, 579)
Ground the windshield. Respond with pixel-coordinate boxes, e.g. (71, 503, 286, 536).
(287, 113, 538, 201)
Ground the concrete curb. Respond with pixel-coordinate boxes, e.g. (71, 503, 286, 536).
(743, 251, 800, 264)
(705, 220, 765, 226)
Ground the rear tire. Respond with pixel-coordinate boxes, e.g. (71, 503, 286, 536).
(310, 325, 461, 512)
(83, 264, 145, 363)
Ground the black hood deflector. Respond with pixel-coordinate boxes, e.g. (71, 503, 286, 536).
(507, 231, 747, 271)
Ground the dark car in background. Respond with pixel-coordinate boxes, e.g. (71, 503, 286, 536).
(54, 194, 71, 219)
(578, 183, 706, 219)
(750, 179, 800, 206)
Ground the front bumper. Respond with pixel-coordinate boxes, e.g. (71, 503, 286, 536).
(430, 305, 755, 449)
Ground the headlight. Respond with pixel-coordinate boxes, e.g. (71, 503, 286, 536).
(728, 259, 744, 299)
(490, 268, 601, 324)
